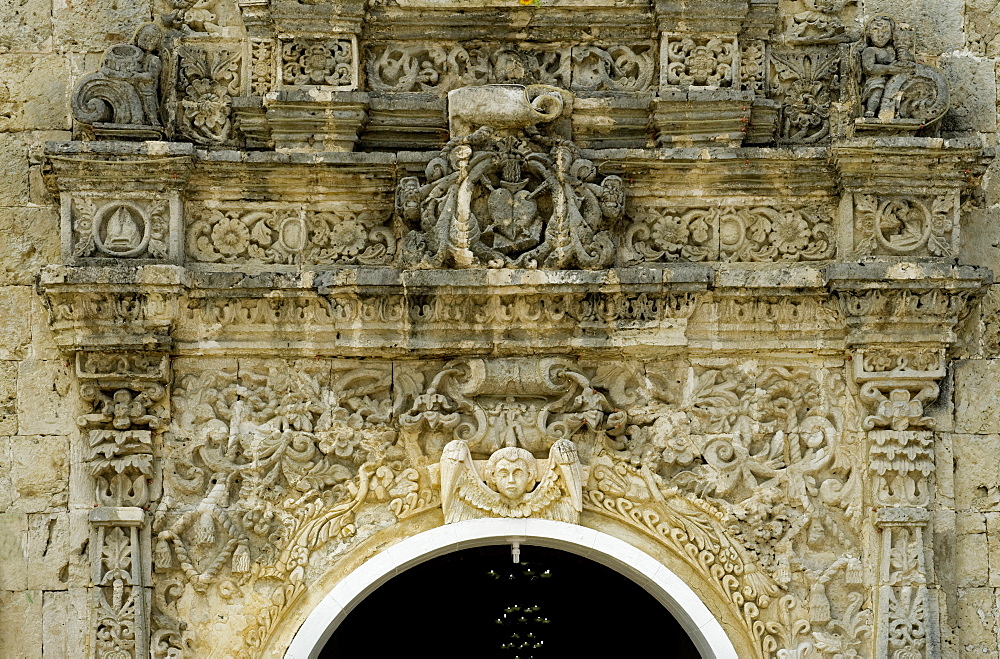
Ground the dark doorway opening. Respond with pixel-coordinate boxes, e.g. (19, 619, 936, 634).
(322, 544, 702, 658)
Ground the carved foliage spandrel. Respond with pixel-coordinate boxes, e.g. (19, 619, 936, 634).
(157, 358, 424, 656)
(588, 360, 867, 656)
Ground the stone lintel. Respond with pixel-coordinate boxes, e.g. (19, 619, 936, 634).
(875, 506, 930, 528)
(90, 507, 146, 527)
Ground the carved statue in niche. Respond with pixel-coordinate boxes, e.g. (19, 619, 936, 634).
(396, 84, 624, 269)
(71, 23, 164, 136)
(843, 16, 949, 130)
(439, 439, 583, 523)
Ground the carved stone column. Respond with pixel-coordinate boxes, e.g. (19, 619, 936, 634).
(76, 351, 170, 659)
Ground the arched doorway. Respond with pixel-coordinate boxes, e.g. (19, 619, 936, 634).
(322, 544, 700, 658)
(284, 519, 738, 658)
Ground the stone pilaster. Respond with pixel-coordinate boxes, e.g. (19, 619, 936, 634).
(75, 350, 170, 659)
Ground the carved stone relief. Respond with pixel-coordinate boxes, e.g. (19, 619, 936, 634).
(71, 24, 165, 139)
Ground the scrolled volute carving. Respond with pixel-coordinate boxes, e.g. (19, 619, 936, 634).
(71, 23, 164, 137)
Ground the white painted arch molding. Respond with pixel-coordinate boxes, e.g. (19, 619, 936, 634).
(285, 518, 738, 659)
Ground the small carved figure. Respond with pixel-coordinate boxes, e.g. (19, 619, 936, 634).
(439, 439, 583, 524)
(860, 16, 915, 118)
(846, 16, 949, 128)
(71, 23, 164, 130)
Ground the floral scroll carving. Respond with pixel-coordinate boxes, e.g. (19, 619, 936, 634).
(662, 35, 737, 87)
(186, 207, 395, 265)
(622, 204, 834, 264)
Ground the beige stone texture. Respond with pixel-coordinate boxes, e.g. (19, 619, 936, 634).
(0, 208, 60, 286)
(967, 0, 1000, 55)
(0, 0, 52, 53)
(16, 360, 74, 436)
(25, 513, 68, 591)
(957, 529, 990, 587)
(0, 511, 27, 590)
(41, 590, 68, 657)
(953, 434, 1000, 511)
(0, 288, 32, 360)
(9, 435, 68, 511)
(0, 362, 17, 436)
(941, 54, 1000, 133)
(0, 54, 69, 132)
(956, 587, 1000, 655)
(52, 0, 152, 52)
(955, 361, 1000, 434)
(0, 588, 43, 659)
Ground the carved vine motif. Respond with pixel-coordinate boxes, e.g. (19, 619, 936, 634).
(663, 35, 736, 86)
(280, 38, 354, 87)
(177, 46, 240, 145)
(854, 194, 956, 257)
(397, 130, 623, 269)
(622, 205, 835, 264)
(186, 208, 395, 265)
(367, 42, 654, 93)
(72, 198, 169, 259)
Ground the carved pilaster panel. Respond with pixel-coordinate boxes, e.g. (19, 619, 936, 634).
(660, 33, 738, 87)
(63, 193, 183, 264)
(874, 510, 935, 659)
(852, 192, 958, 258)
(91, 509, 150, 659)
(277, 34, 358, 89)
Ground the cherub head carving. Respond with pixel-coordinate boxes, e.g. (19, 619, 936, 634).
(866, 15, 895, 48)
(484, 447, 538, 500)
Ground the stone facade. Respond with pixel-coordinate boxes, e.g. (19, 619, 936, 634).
(3, 0, 1000, 657)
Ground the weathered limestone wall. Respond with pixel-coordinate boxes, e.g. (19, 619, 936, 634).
(2, 0, 1000, 657)
(0, 0, 124, 654)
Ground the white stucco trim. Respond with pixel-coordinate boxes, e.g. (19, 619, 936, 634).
(285, 518, 738, 659)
